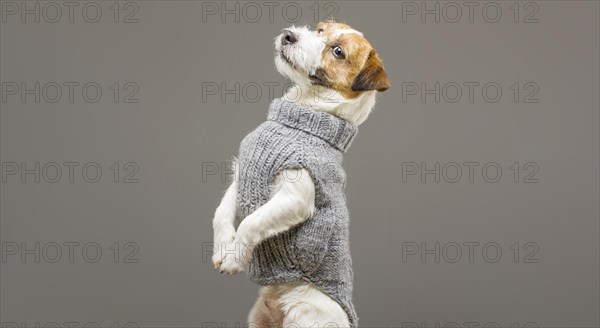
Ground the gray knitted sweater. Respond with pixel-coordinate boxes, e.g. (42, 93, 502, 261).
(235, 98, 359, 326)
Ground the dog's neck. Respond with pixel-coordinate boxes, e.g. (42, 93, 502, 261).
(282, 84, 377, 126)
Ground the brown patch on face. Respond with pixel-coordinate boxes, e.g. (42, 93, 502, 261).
(309, 68, 333, 88)
(313, 21, 390, 98)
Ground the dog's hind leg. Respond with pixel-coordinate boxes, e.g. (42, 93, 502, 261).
(248, 286, 284, 328)
(279, 284, 351, 328)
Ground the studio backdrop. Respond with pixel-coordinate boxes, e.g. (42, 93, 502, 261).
(1, 1, 599, 327)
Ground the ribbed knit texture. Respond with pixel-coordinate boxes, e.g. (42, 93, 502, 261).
(235, 98, 359, 326)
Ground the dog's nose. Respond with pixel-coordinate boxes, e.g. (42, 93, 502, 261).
(282, 30, 298, 45)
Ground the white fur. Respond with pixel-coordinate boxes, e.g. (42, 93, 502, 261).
(274, 25, 325, 79)
(248, 283, 351, 328)
(211, 179, 238, 270)
(212, 24, 381, 326)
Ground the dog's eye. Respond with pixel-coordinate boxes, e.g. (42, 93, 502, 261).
(318, 28, 324, 33)
(333, 46, 345, 59)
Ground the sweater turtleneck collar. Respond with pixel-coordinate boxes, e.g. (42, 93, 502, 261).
(267, 98, 358, 152)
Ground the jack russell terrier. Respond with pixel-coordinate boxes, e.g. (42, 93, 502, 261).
(211, 19, 389, 327)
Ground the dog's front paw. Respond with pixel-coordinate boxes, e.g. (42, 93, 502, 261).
(212, 228, 236, 270)
(218, 237, 251, 275)
(219, 250, 247, 275)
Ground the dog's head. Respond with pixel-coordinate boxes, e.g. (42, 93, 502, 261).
(274, 20, 390, 99)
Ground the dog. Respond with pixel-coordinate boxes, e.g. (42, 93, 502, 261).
(211, 19, 389, 327)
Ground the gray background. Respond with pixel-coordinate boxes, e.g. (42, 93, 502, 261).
(1, 1, 598, 327)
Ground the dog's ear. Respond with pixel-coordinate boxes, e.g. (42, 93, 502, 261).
(351, 50, 390, 92)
